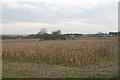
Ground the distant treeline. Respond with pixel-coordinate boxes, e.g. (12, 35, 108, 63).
(2, 36, 23, 39)
(2, 31, 119, 40)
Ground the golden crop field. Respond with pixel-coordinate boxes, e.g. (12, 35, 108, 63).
(2, 37, 118, 67)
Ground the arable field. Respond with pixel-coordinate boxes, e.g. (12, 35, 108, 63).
(2, 37, 118, 78)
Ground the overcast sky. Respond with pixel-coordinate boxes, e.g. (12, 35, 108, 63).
(1, 0, 119, 34)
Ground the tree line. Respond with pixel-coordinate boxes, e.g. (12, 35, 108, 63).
(2, 29, 119, 40)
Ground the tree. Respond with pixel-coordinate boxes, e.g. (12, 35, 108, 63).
(97, 32, 104, 37)
(37, 28, 47, 35)
(37, 28, 48, 40)
(37, 29, 64, 40)
(52, 30, 61, 40)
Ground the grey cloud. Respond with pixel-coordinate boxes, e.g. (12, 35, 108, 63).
(2, 1, 118, 34)
(2, 2, 117, 25)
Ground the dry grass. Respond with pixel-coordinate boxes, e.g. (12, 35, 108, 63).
(2, 38, 118, 67)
